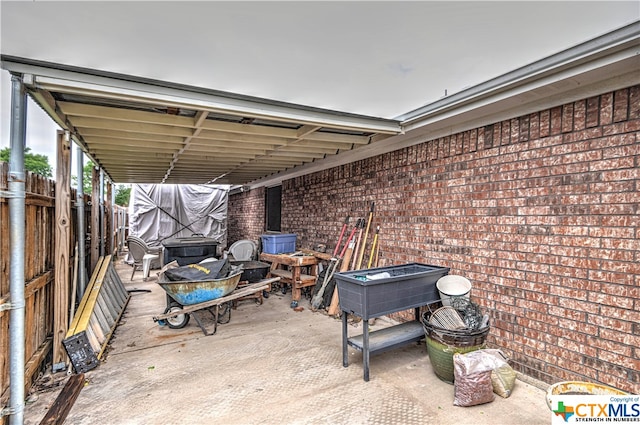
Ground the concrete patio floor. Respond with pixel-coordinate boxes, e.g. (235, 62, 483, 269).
(24, 259, 551, 425)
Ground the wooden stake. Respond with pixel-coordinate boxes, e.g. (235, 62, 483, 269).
(367, 226, 380, 269)
(355, 202, 375, 270)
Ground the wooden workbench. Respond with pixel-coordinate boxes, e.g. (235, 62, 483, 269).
(259, 252, 319, 308)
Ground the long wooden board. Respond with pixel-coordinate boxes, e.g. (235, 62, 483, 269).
(38, 373, 85, 425)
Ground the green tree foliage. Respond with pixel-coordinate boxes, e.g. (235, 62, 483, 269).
(82, 161, 94, 194)
(0, 147, 53, 178)
(115, 185, 131, 207)
(71, 160, 131, 206)
(71, 160, 94, 193)
(2, 150, 131, 205)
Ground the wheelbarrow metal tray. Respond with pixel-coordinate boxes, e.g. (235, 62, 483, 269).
(158, 271, 242, 305)
(335, 263, 450, 320)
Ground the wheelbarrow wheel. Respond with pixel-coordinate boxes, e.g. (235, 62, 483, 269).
(164, 305, 189, 329)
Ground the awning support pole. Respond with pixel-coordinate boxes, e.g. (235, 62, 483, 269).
(7, 73, 27, 425)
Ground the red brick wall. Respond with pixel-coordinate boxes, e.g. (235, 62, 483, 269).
(232, 86, 640, 393)
(227, 187, 265, 248)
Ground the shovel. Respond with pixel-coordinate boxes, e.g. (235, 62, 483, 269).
(311, 225, 356, 310)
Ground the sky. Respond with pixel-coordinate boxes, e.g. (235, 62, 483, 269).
(1, 1, 638, 172)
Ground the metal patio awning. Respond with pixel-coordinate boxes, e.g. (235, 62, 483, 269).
(1, 56, 401, 185)
(3, 22, 639, 187)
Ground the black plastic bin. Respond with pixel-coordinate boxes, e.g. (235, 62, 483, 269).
(162, 236, 219, 266)
(230, 260, 270, 283)
(335, 263, 450, 320)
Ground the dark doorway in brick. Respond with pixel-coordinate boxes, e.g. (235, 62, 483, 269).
(266, 185, 282, 232)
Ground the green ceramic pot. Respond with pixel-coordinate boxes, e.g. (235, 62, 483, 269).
(426, 336, 485, 384)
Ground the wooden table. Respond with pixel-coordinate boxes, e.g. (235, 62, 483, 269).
(259, 252, 319, 308)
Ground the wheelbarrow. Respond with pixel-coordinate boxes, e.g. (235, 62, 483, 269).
(153, 273, 280, 336)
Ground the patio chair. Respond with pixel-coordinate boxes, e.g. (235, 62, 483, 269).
(227, 239, 257, 261)
(127, 236, 162, 281)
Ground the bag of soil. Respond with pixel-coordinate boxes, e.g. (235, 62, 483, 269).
(164, 258, 230, 282)
(453, 352, 495, 407)
(483, 349, 517, 398)
(453, 349, 517, 406)
(492, 363, 517, 398)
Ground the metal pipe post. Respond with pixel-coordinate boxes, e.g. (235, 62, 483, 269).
(111, 181, 116, 255)
(76, 146, 86, 299)
(7, 74, 27, 425)
(99, 169, 104, 256)
(118, 207, 124, 255)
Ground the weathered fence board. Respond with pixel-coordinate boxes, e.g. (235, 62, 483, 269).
(54, 131, 71, 366)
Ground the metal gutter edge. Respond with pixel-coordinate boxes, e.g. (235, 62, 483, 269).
(247, 22, 640, 190)
(0, 55, 401, 134)
(396, 20, 640, 125)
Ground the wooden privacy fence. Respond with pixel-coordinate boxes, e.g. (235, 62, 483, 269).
(0, 162, 128, 416)
(0, 164, 58, 410)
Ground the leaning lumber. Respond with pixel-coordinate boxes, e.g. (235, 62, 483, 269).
(38, 373, 85, 425)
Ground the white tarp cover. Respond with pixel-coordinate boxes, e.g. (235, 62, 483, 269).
(129, 184, 229, 249)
